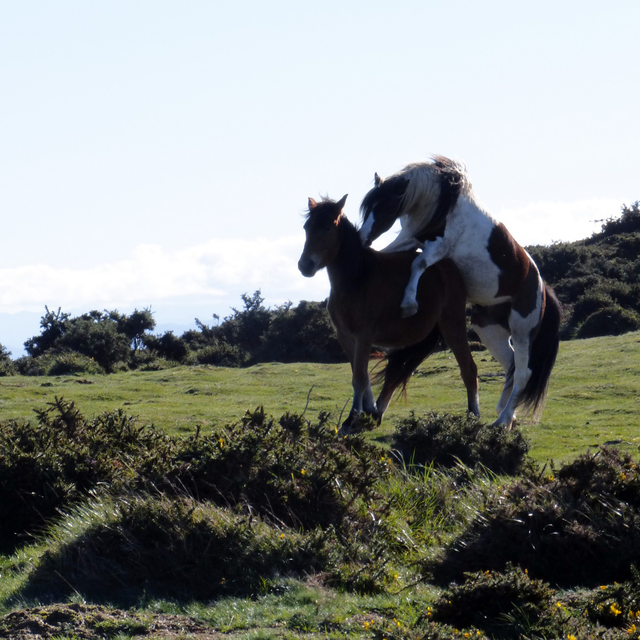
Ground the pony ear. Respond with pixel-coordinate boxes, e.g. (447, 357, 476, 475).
(308, 197, 318, 210)
(374, 172, 383, 187)
(336, 194, 348, 211)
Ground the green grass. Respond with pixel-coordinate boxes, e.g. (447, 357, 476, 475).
(1, 332, 639, 463)
(0, 331, 639, 639)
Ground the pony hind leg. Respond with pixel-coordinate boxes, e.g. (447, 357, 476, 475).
(492, 271, 546, 427)
(494, 304, 543, 427)
(374, 326, 442, 421)
(438, 305, 480, 416)
(470, 305, 514, 419)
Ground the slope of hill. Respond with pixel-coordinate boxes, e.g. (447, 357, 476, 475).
(528, 201, 640, 338)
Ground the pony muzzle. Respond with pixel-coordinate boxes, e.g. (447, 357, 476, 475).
(298, 255, 318, 277)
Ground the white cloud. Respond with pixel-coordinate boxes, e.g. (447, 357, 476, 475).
(0, 197, 627, 315)
(497, 198, 624, 246)
(0, 235, 330, 314)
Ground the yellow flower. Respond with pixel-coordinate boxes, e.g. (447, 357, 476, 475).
(218, 438, 224, 448)
(301, 469, 306, 475)
(567, 635, 577, 640)
(611, 603, 623, 616)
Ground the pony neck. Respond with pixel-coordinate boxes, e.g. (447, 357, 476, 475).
(327, 215, 369, 289)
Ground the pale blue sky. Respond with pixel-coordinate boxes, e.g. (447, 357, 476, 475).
(0, 1, 638, 351)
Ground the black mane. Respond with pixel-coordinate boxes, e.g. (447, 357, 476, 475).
(360, 175, 409, 223)
(416, 156, 465, 242)
(359, 156, 466, 243)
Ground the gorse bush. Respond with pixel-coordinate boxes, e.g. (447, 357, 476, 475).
(25, 495, 335, 603)
(5, 396, 640, 638)
(16, 293, 345, 373)
(0, 401, 393, 569)
(391, 411, 530, 475)
(432, 447, 640, 587)
(0, 398, 177, 552)
(428, 565, 556, 639)
(528, 200, 640, 339)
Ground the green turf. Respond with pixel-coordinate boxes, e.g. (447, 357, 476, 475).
(1, 332, 639, 463)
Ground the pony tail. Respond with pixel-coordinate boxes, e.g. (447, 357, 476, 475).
(520, 285, 562, 419)
(374, 327, 442, 396)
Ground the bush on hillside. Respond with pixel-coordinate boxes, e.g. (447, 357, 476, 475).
(173, 407, 392, 536)
(430, 447, 640, 587)
(15, 352, 105, 376)
(0, 398, 177, 552)
(0, 344, 14, 376)
(428, 565, 556, 638)
(24, 495, 334, 603)
(0, 400, 393, 563)
(391, 412, 530, 475)
(576, 305, 640, 339)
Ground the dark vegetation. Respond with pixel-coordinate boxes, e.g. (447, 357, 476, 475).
(0, 201, 638, 377)
(3, 400, 640, 638)
(528, 200, 640, 339)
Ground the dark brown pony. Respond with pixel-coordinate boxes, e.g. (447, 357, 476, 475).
(298, 195, 479, 428)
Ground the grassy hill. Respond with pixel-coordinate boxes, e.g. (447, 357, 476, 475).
(1, 331, 638, 464)
(0, 332, 639, 639)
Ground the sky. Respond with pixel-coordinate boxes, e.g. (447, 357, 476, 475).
(1, 1, 639, 354)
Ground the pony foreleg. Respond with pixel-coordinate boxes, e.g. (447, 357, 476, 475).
(344, 341, 377, 429)
(401, 239, 448, 317)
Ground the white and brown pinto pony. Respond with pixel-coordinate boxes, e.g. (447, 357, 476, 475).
(359, 157, 562, 428)
(298, 195, 479, 429)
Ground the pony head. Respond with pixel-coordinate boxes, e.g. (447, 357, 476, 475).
(359, 173, 409, 246)
(298, 194, 348, 277)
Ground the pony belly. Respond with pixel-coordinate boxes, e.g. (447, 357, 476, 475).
(440, 208, 507, 305)
(453, 255, 505, 305)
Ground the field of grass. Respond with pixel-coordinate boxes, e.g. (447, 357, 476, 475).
(0, 332, 639, 640)
(2, 332, 639, 464)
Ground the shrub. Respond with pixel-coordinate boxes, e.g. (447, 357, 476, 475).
(0, 399, 395, 580)
(142, 331, 188, 363)
(431, 447, 640, 587)
(428, 565, 556, 638)
(576, 305, 640, 339)
(0, 344, 14, 376)
(24, 494, 335, 604)
(173, 407, 392, 537)
(0, 398, 177, 552)
(194, 342, 249, 366)
(391, 412, 529, 475)
(597, 201, 640, 238)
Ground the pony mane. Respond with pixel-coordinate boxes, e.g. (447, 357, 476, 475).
(391, 156, 471, 241)
(305, 196, 339, 218)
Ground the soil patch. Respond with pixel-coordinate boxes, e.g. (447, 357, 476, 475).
(0, 603, 222, 639)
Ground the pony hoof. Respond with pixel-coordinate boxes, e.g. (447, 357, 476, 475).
(401, 303, 419, 318)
